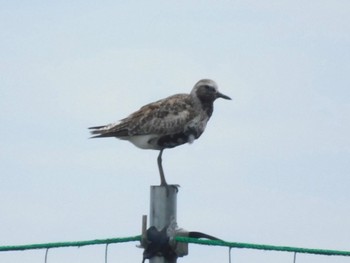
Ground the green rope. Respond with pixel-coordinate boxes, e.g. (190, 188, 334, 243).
(0, 235, 141, 252)
(175, 237, 350, 257)
(1, 235, 350, 258)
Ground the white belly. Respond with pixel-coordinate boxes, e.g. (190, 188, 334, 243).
(125, 134, 161, 150)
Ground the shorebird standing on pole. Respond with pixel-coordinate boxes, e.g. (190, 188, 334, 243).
(89, 79, 231, 186)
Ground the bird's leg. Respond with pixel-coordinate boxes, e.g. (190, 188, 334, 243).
(157, 149, 168, 186)
(157, 150, 179, 195)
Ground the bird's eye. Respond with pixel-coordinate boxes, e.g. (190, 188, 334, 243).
(204, 85, 214, 92)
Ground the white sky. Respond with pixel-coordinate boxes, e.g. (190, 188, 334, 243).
(1, 1, 350, 263)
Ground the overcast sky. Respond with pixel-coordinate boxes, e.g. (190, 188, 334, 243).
(1, 1, 350, 263)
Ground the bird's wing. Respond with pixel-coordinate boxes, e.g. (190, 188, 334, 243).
(121, 94, 195, 136)
(89, 94, 195, 138)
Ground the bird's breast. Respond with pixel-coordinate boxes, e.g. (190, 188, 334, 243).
(156, 132, 193, 149)
(156, 116, 209, 149)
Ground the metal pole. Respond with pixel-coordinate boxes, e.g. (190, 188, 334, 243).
(149, 185, 177, 263)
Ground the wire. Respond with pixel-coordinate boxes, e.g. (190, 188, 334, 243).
(44, 248, 49, 263)
(105, 244, 109, 263)
(175, 237, 350, 257)
(0, 236, 141, 252)
(1, 234, 350, 259)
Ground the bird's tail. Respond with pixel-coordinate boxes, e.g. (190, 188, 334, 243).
(88, 123, 129, 138)
(88, 125, 111, 138)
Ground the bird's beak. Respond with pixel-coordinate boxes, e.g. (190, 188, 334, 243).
(216, 91, 232, 100)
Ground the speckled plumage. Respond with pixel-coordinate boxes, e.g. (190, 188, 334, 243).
(89, 79, 231, 185)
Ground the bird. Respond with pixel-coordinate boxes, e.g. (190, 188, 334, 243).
(89, 79, 231, 186)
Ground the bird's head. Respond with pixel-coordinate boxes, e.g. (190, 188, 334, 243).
(191, 79, 231, 103)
